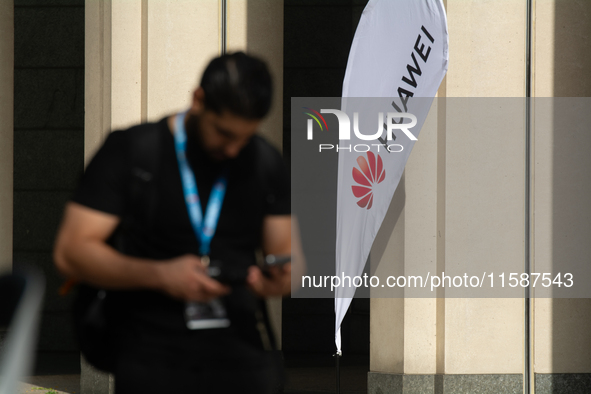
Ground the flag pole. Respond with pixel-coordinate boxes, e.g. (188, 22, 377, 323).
(335, 350, 342, 393)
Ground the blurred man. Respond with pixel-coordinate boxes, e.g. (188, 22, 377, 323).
(54, 52, 291, 393)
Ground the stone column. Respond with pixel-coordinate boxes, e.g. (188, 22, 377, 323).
(532, 2, 591, 392)
(369, 0, 527, 392)
(227, 0, 285, 348)
(83, 1, 115, 392)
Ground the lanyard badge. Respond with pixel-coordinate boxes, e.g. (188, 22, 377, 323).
(173, 110, 230, 330)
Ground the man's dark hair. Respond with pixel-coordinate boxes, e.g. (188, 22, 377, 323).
(200, 52, 273, 120)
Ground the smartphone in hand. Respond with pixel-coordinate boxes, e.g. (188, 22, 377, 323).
(262, 255, 291, 278)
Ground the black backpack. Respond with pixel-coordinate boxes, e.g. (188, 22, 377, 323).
(73, 123, 161, 373)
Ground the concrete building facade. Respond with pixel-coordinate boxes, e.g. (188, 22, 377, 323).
(1, 0, 590, 393)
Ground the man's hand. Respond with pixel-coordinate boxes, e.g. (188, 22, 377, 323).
(258, 214, 307, 297)
(246, 264, 291, 297)
(156, 255, 230, 302)
(54, 203, 229, 303)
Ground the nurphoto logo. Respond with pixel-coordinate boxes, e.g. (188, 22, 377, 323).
(303, 107, 417, 153)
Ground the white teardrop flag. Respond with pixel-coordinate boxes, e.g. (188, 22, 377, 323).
(335, 0, 449, 353)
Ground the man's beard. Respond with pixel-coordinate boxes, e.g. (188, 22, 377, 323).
(185, 114, 228, 164)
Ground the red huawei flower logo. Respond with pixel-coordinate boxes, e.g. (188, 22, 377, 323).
(351, 152, 385, 209)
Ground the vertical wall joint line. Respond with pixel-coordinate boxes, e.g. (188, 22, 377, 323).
(141, 0, 148, 122)
(436, 91, 447, 376)
(524, 0, 534, 393)
(221, 0, 227, 55)
(103, 0, 112, 142)
(435, 0, 448, 375)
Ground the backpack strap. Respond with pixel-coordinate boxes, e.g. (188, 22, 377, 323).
(128, 123, 161, 230)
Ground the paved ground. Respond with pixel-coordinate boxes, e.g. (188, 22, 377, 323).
(17, 364, 367, 394)
(284, 365, 368, 393)
(15, 352, 368, 394)
(18, 375, 80, 394)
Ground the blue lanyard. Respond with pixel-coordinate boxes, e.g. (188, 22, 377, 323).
(174, 111, 228, 256)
